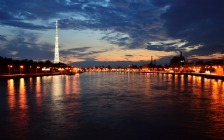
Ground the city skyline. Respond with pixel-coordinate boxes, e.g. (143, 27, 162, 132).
(0, 0, 224, 67)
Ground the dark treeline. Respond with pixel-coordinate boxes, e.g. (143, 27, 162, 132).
(0, 56, 67, 74)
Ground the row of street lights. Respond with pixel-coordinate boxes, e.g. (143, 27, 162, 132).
(8, 65, 24, 74)
(6, 65, 77, 74)
(7, 65, 40, 74)
(7, 65, 13, 74)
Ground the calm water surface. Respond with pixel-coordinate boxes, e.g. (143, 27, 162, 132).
(0, 72, 224, 140)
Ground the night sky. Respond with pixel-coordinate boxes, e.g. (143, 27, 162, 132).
(0, 0, 224, 67)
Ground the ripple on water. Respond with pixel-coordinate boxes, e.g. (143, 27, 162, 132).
(0, 73, 224, 139)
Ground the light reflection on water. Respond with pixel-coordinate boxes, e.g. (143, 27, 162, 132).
(0, 73, 224, 139)
(7, 79, 15, 109)
(35, 77, 41, 107)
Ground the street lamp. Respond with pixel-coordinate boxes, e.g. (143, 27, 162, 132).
(36, 66, 40, 73)
(20, 65, 24, 74)
(8, 65, 13, 74)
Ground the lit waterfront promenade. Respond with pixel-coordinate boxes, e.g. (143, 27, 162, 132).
(83, 66, 224, 81)
(0, 73, 61, 79)
(0, 63, 83, 79)
(157, 72, 224, 81)
(1, 64, 224, 81)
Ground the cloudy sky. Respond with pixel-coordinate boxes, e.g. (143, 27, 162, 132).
(1, 0, 224, 67)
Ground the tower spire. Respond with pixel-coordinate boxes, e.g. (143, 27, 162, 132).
(54, 20, 60, 64)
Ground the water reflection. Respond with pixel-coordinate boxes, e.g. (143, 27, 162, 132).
(65, 74, 80, 94)
(165, 74, 224, 139)
(19, 78, 27, 109)
(3, 75, 82, 139)
(7, 79, 15, 109)
(1, 73, 224, 139)
(5, 78, 29, 139)
(35, 77, 41, 107)
(208, 79, 224, 138)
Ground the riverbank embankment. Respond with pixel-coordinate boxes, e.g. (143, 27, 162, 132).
(0, 73, 61, 79)
(146, 72, 224, 81)
(1, 71, 224, 81)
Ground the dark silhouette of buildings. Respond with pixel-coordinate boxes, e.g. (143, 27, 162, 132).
(0, 56, 68, 74)
(169, 51, 185, 67)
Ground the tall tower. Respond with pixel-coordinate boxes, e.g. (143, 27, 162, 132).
(54, 20, 60, 64)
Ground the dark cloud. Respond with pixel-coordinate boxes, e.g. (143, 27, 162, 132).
(151, 0, 171, 7)
(1, 20, 50, 30)
(0, 31, 53, 61)
(2, 0, 223, 66)
(60, 46, 110, 62)
(0, 35, 7, 41)
(65, 47, 92, 52)
(101, 33, 130, 47)
(145, 39, 188, 52)
(0, 0, 75, 29)
(0, 0, 164, 50)
(161, 0, 224, 56)
(146, 44, 178, 52)
(0, 0, 68, 20)
(0, 10, 13, 20)
(60, 46, 99, 56)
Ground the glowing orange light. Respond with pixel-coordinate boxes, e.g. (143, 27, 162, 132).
(19, 78, 27, 109)
(7, 79, 15, 109)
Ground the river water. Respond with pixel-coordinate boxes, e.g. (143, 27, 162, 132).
(0, 72, 224, 140)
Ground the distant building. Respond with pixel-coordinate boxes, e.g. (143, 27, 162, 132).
(169, 51, 185, 67)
